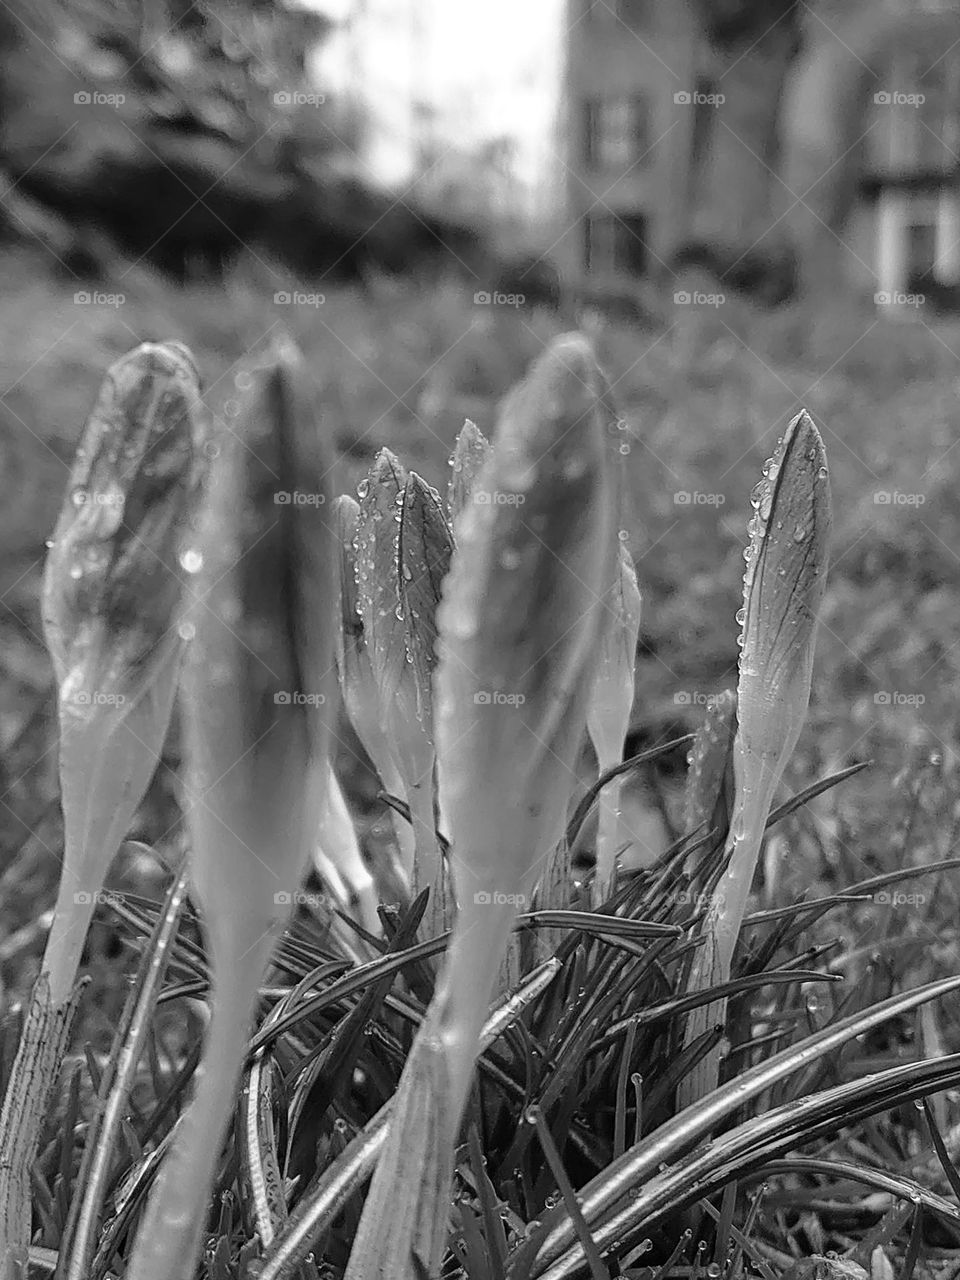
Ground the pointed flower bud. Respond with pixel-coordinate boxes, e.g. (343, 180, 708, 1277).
(587, 538, 643, 901)
(127, 342, 338, 1280)
(681, 409, 831, 1104)
(447, 418, 492, 525)
(397, 472, 454, 731)
(332, 494, 415, 880)
(41, 340, 205, 1006)
(355, 451, 443, 913)
(344, 334, 615, 1280)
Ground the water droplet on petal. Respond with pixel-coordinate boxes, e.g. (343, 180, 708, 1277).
(180, 549, 203, 574)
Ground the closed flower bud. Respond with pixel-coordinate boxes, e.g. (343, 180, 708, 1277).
(447, 418, 491, 525)
(344, 334, 614, 1280)
(398, 472, 454, 732)
(682, 409, 831, 1104)
(41, 340, 205, 1006)
(332, 494, 415, 880)
(587, 538, 643, 901)
(355, 451, 443, 916)
(127, 342, 338, 1280)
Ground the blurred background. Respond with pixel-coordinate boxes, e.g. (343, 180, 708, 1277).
(1, 0, 960, 1022)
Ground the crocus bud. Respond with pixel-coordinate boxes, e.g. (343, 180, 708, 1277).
(332, 494, 415, 878)
(681, 409, 831, 1104)
(398, 473, 454, 732)
(127, 342, 338, 1280)
(41, 340, 205, 1006)
(344, 333, 614, 1280)
(587, 538, 643, 901)
(447, 418, 491, 525)
(355, 451, 443, 920)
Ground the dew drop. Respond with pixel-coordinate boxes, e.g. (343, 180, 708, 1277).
(69, 564, 83, 580)
(817, 465, 828, 479)
(735, 606, 746, 626)
(180, 549, 203, 574)
(792, 523, 806, 542)
(70, 487, 87, 508)
(178, 621, 196, 641)
(356, 478, 370, 500)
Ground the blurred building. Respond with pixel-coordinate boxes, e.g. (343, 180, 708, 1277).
(780, 0, 960, 303)
(554, 0, 702, 294)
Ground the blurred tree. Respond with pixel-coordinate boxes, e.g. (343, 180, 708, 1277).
(0, 0, 480, 283)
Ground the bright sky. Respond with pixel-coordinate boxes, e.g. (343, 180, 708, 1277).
(300, 0, 564, 217)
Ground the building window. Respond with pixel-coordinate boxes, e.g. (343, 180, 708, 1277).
(584, 212, 648, 276)
(583, 94, 651, 169)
